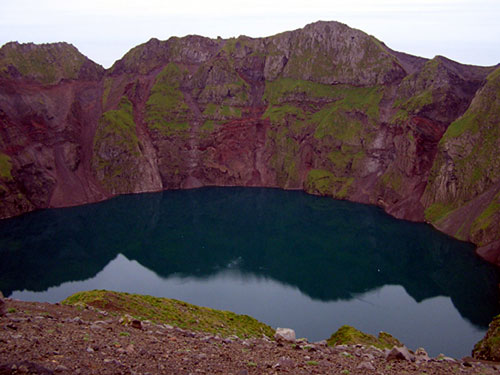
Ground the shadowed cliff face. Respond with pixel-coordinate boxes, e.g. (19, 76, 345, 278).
(0, 21, 499, 264)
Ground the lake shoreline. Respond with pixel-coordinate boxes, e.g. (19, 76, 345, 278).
(0, 298, 500, 375)
(1, 291, 500, 374)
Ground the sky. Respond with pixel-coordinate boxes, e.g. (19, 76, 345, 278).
(1, 0, 499, 68)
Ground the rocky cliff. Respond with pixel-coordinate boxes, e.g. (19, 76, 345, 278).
(0, 21, 499, 264)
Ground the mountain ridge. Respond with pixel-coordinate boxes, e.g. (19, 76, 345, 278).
(0, 20, 499, 265)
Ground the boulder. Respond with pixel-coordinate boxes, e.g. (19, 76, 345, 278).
(386, 346, 415, 362)
(357, 361, 375, 370)
(273, 356, 295, 369)
(274, 327, 296, 342)
(415, 347, 430, 362)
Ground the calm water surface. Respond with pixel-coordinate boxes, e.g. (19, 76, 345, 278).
(0, 187, 498, 358)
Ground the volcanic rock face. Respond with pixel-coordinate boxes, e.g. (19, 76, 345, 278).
(0, 21, 499, 263)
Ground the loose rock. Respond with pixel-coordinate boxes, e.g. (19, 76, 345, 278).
(0, 298, 494, 375)
(275, 327, 296, 342)
(274, 356, 295, 369)
(415, 347, 430, 361)
(386, 346, 415, 362)
(357, 361, 376, 370)
(131, 320, 142, 329)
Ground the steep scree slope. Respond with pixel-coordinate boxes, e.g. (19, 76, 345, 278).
(0, 21, 499, 264)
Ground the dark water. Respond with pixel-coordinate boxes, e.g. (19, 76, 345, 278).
(0, 187, 498, 358)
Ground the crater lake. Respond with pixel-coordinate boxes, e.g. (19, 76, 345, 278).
(0, 187, 498, 358)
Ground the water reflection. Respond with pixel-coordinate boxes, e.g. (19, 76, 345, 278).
(11, 253, 487, 358)
(0, 187, 498, 351)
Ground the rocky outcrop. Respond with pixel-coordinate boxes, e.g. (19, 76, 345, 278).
(473, 314, 500, 361)
(275, 327, 296, 342)
(0, 21, 499, 264)
(422, 67, 500, 261)
(0, 42, 104, 84)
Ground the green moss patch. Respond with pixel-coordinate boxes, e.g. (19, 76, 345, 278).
(380, 168, 403, 192)
(306, 169, 335, 195)
(313, 107, 363, 141)
(395, 90, 433, 114)
(63, 290, 274, 339)
(424, 202, 456, 223)
(305, 169, 354, 198)
(145, 63, 191, 136)
(470, 191, 500, 244)
(220, 105, 242, 118)
(391, 57, 445, 120)
(95, 97, 139, 152)
(338, 86, 382, 119)
(0, 153, 13, 181)
(203, 103, 243, 120)
(327, 147, 365, 172)
(327, 325, 401, 350)
(390, 109, 410, 124)
(201, 120, 216, 132)
(263, 79, 382, 120)
(102, 77, 114, 108)
(262, 104, 305, 124)
(263, 78, 342, 105)
(441, 112, 479, 142)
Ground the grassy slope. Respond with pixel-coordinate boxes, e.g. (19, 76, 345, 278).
(63, 290, 274, 339)
(327, 325, 402, 350)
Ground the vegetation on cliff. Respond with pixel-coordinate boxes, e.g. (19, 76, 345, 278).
(92, 96, 160, 194)
(145, 63, 191, 135)
(0, 20, 499, 265)
(423, 66, 500, 246)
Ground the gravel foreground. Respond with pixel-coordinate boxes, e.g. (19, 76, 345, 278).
(1, 298, 499, 375)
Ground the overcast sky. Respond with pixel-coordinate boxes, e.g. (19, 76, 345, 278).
(1, 0, 499, 68)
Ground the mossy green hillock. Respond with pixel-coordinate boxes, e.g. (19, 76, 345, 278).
(327, 325, 402, 349)
(63, 290, 275, 339)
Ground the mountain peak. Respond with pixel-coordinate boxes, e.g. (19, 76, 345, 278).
(0, 41, 104, 84)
